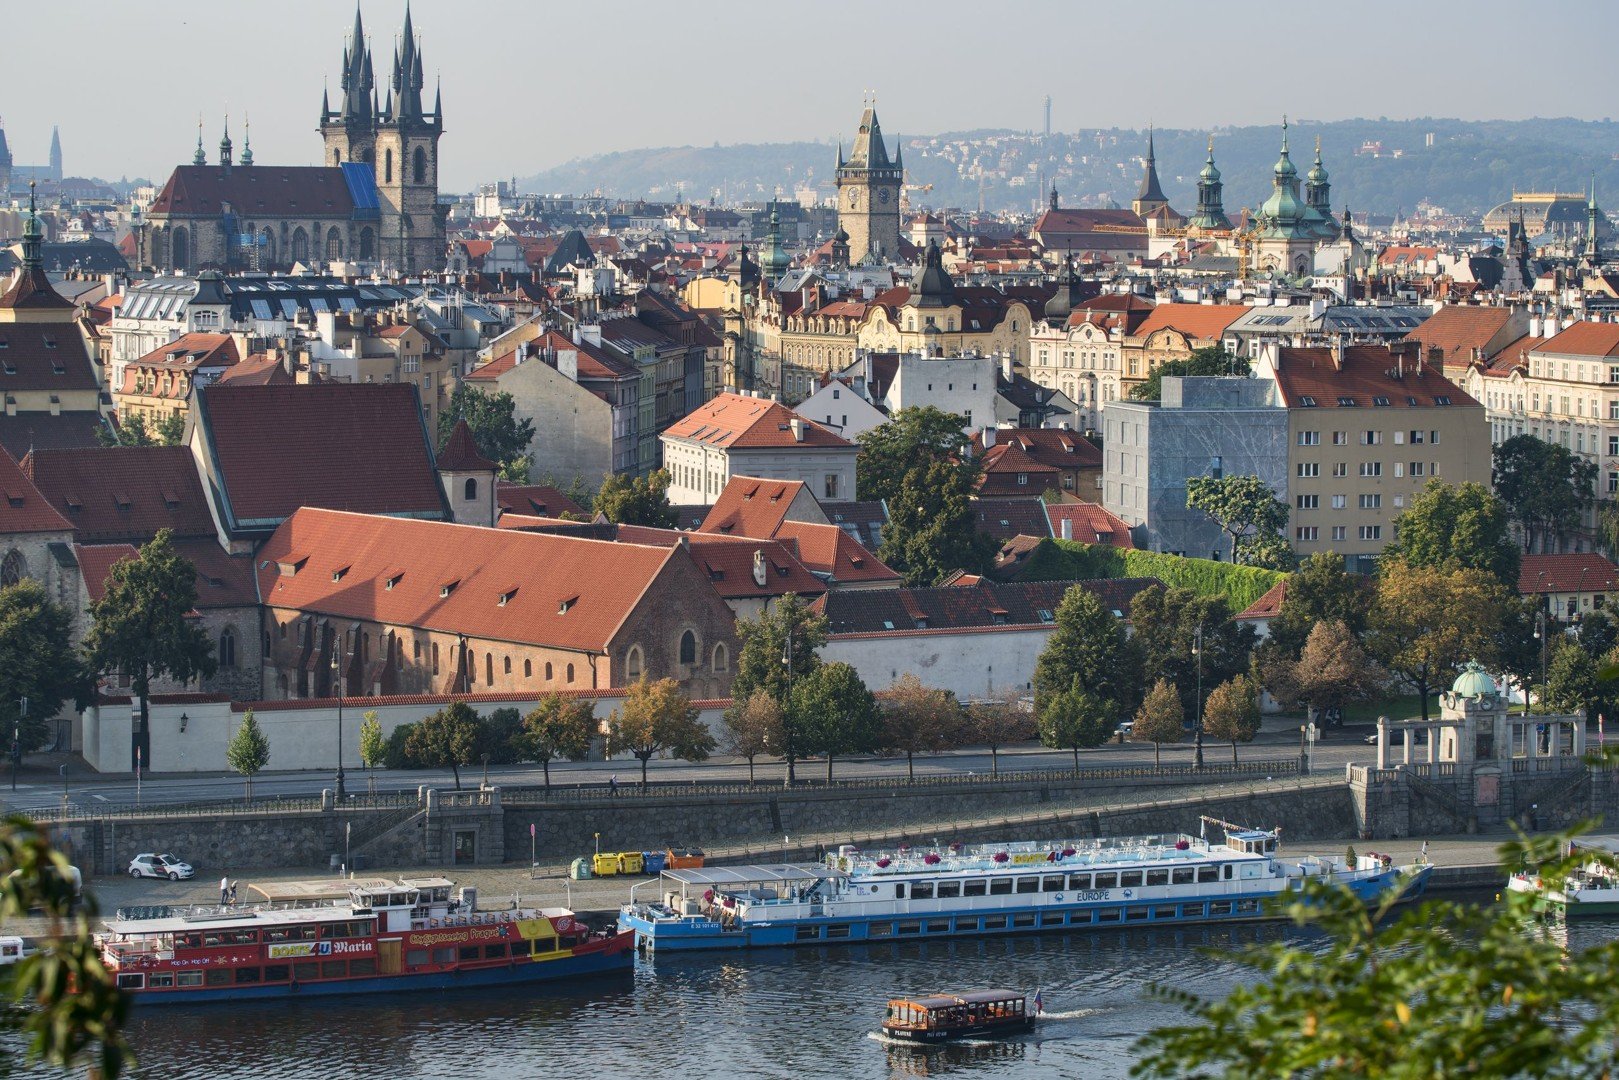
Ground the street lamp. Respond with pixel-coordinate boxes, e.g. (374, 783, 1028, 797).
(1533, 610, 1550, 716)
(1576, 567, 1590, 622)
(1192, 623, 1205, 770)
(331, 642, 348, 802)
(1299, 721, 1317, 775)
(781, 618, 797, 788)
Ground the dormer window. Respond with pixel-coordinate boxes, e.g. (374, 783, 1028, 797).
(276, 555, 307, 577)
(558, 595, 578, 614)
(440, 579, 460, 598)
(385, 572, 404, 590)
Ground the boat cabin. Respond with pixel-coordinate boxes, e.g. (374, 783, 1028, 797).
(883, 989, 1033, 1040)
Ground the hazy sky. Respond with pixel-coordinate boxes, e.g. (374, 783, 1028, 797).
(5, 0, 1616, 192)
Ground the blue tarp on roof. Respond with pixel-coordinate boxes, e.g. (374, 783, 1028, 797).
(341, 163, 381, 220)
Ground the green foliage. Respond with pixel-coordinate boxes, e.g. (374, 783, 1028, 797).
(1016, 538, 1285, 613)
(1134, 827, 1619, 1079)
(0, 580, 89, 753)
(1128, 347, 1244, 402)
(731, 595, 826, 782)
(1580, 610, 1619, 659)
(382, 723, 415, 770)
(593, 469, 676, 527)
(1546, 639, 1614, 720)
(1128, 584, 1256, 721)
(721, 690, 784, 783)
(1265, 619, 1387, 723)
(1037, 684, 1118, 770)
(1383, 479, 1520, 585)
(98, 411, 183, 448)
(1131, 678, 1185, 765)
(1369, 558, 1512, 722)
(1264, 551, 1365, 660)
(1186, 474, 1290, 566)
(357, 711, 385, 771)
(1032, 585, 1140, 708)
(522, 695, 596, 788)
(878, 456, 995, 586)
(478, 707, 527, 766)
(880, 674, 964, 780)
(609, 677, 714, 786)
(964, 689, 1037, 776)
(854, 406, 974, 504)
(225, 709, 270, 798)
(792, 661, 881, 782)
(438, 385, 536, 481)
(1493, 433, 1598, 555)
(1201, 674, 1261, 763)
(403, 702, 483, 789)
(0, 817, 131, 1077)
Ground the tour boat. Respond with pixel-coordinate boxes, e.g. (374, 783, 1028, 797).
(99, 876, 633, 1004)
(1506, 836, 1619, 917)
(618, 818, 1433, 952)
(882, 990, 1036, 1043)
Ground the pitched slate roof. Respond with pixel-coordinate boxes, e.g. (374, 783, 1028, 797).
(149, 165, 357, 219)
(21, 445, 215, 543)
(0, 412, 110, 459)
(665, 393, 851, 449)
(257, 507, 678, 652)
(814, 577, 1158, 635)
(0, 447, 70, 534)
(1518, 553, 1619, 595)
(972, 496, 1052, 542)
(435, 420, 497, 472)
(0, 264, 71, 310)
(821, 500, 887, 553)
(195, 383, 447, 534)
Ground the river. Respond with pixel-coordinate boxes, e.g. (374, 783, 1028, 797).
(101, 906, 1612, 1080)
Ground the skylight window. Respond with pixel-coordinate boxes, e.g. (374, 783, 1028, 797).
(1337, 396, 1357, 406)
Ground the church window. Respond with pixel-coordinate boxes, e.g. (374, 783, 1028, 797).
(333, 149, 342, 165)
(291, 227, 309, 265)
(218, 627, 237, 669)
(545, 662, 553, 681)
(413, 146, 428, 185)
(626, 646, 643, 681)
(524, 659, 532, 678)
(464, 478, 478, 501)
(171, 228, 189, 271)
(326, 228, 342, 261)
(566, 663, 575, 683)
(679, 630, 697, 666)
(359, 228, 375, 261)
(384, 149, 393, 184)
(485, 653, 493, 685)
(504, 656, 512, 676)
(712, 643, 728, 673)
(0, 550, 22, 588)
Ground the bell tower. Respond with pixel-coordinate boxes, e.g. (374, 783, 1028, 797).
(835, 101, 902, 265)
(373, 3, 445, 272)
(320, 4, 377, 170)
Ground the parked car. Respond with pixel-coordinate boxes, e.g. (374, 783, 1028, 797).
(127, 853, 194, 881)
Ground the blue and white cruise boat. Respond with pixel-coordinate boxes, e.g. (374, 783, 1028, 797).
(618, 819, 1432, 952)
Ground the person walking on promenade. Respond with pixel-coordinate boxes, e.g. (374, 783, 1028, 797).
(220, 876, 229, 906)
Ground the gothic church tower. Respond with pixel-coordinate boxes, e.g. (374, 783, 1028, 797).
(835, 104, 902, 265)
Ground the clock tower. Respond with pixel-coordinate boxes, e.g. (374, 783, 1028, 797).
(835, 103, 902, 265)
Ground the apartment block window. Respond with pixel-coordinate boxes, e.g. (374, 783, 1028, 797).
(1430, 431, 1440, 445)
(824, 474, 839, 499)
(1609, 401, 1619, 421)
(1610, 472, 1618, 495)
(1360, 462, 1382, 477)
(1332, 431, 1348, 446)
(1359, 525, 1383, 541)
(1360, 431, 1382, 445)
(1332, 462, 1348, 477)
(1331, 526, 1348, 541)
(1331, 494, 1347, 509)
(1432, 462, 1442, 476)
(1394, 494, 1405, 508)
(1608, 365, 1619, 384)
(1298, 431, 1320, 446)
(1297, 462, 1320, 478)
(1296, 494, 1319, 509)
(1295, 527, 1319, 541)
(1359, 494, 1381, 509)
(1393, 430, 1405, 445)
(1394, 462, 1405, 477)
(1412, 462, 1426, 477)
(1609, 435, 1618, 457)
(1409, 430, 1425, 444)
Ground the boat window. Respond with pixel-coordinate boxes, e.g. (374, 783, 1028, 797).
(176, 971, 204, 987)
(1209, 901, 1233, 915)
(205, 969, 231, 987)
(484, 944, 507, 960)
(1012, 913, 1036, 928)
(1223, 864, 1233, 880)
(323, 960, 347, 979)
(1197, 866, 1220, 884)
(1068, 873, 1091, 890)
(349, 958, 377, 976)
(116, 973, 145, 990)
(225, 929, 258, 945)
(911, 881, 934, 900)
(1126, 906, 1151, 922)
(935, 881, 961, 899)
(406, 950, 429, 967)
(1015, 877, 1039, 894)
(989, 878, 1013, 895)
(148, 973, 174, 988)
(1119, 870, 1143, 887)
(1146, 869, 1169, 886)
(894, 883, 905, 899)
(897, 921, 921, 935)
(1094, 872, 1118, 889)
(459, 946, 480, 962)
(1154, 906, 1178, 920)
(178, 932, 204, 949)
(1095, 908, 1121, 923)
(983, 915, 1008, 929)
(925, 920, 950, 934)
(827, 924, 852, 938)
(870, 922, 893, 938)
(263, 965, 290, 982)
(234, 967, 261, 984)
(1041, 875, 1064, 892)
(1265, 839, 1277, 853)
(963, 880, 987, 897)
(323, 920, 370, 939)
(1236, 899, 1261, 914)
(1172, 868, 1195, 885)
(1182, 903, 1206, 917)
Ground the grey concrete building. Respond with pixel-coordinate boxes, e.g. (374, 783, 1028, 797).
(1102, 376, 1288, 557)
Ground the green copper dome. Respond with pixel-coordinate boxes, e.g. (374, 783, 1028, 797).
(1199, 139, 1221, 183)
(1273, 117, 1298, 179)
(1451, 661, 1496, 699)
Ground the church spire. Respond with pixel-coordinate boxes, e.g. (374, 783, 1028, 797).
(22, 181, 41, 271)
(241, 116, 253, 166)
(1132, 123, 1168, 215)
(1050, 183, 1059, 211)
(219, 113, 233, 167)
(193, 115, 205, 166)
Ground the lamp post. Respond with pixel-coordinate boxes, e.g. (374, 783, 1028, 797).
(331, 646, 347, 802)
(1192, 623, 1205, 770)
(481, 753, 490, 790)
(1576, 567, 1590, 622)
(1534, 609, 1550, 716)
(781, 618, 796, 788)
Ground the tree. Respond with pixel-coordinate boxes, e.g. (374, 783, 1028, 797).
(1579, 609, 1619, 659)
(82, 529, 217, 770)
(1129, 585, 1255, 722)
(0, 580, 88, 755)
(731, 595, 827, 784)
(1131, 678, 1185, 766)
(1185, 474, 1290, 566)
(403, 701, 483, 789)
(1369, 559, 1511, 723)
(1266, 619, 1387, 726)
(1128, 346, 1243, 402)
(721, 690, 782, 783)
(1262, 551, 1368, 660)
(1545, 638, 1612, 720)
(1033, 585, 1141, 708)
(358, 711, 384, 792)
(964, 689, 1037, 776)
(97, 410, 183, 448)
(594, 469, 677, 528)
(880, 674, 963, 781)
(521, 695, 596, 789)
(438, 385, 535, 481)
(792, 662, 881, 782)
(1037, 684, 1118, 771)
(478, 707, 527, 766)
(0, 818, 131, 1077)
(1236, 530, 1297, 572)
(225, 709, 270, 799)
(878, 457, 995, 586)
(1382, 479, 1520, 586)
(1493, 433, 1598, 554)
(609, 678, 714, 786)
(855, 406, 974, 504)
(1135, 829, 1619, 1079)
(1201, 674, 1261, 764)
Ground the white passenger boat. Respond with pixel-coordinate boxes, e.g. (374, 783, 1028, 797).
(618, 818, 1433, 952)
(1506, 836, 1619, 917)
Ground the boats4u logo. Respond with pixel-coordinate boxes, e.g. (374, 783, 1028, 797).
(316, 941, 333, 956)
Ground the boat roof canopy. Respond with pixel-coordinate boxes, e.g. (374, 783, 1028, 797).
(892, 990, 1026, 1009)
(662, 864, 845, 886)
(250, 878, 396, 903)
(1572, 836, 1619, 855)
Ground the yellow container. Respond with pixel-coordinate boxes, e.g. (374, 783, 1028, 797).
(616, 851, 645, 875)
(592, 853, 621, 877)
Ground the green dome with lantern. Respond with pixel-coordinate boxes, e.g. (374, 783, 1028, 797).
(1451, 661, 1496, 699)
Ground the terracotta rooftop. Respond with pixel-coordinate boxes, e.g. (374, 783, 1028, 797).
(699, 477, 809, 539)
(814, 577, 1158, 635)
(0, 447, 70, 534)
(977, 443, 1061, 498)
(0, 412, 109, 459)
(1235, 578, 1288, 620)
(1045, 502, 1134, 548)
(149, 165, 356, 219)
(0, 265, 71, 311)
(1535, 322, 1619, 359)
(0, 323, 99, 392)
(126, 332, 239, 373)
(495, 483, 584, 519)
(436, 420, 498, 473)
(74, 543, 138, 604)
(774, 520, 899, 584)
(664, 393, 850, 450)
(1518, 553, 1619, 596)
(1132, 303, 1250, 343)
(1403, 306, 1514, 362)
(21, 445, 215, 543)
(972, 496, 1052, 542)
(1270, 346, 1481, 410)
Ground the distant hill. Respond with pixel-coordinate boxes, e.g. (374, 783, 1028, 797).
(515, 118, 1619, 220)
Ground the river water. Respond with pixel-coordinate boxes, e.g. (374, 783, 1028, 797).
(85, 911, 1616, 1078)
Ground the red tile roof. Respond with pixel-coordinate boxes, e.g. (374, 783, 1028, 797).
(774, 520, 899, 584)
(1270, 346, 1480, 409)
(21, 445, 214, 542)
(0, 447, 70, 534)
(977, 444, 1060, 497)
(496, 483, 585, 519)
(973, 496, 1052, 541)
(1403, 306, 1513, 362)
(1518, 553, 1619, 595)
(664, 393, 850, 449)
(257, 507, 678, 652)
(0, 266, 71, 311)
(974, 429, 1102, 471)
(149, 165, 355, 219)
(1536, 322, 1619, 359)
(1045, 502, 1134, 548)
(699, 477, 808, 538)
(1132, 303, 1249, 342)
(174, 537, 260, 608)
(613, 530, 824, 600)
(74, 543, 138, 604)
(816, 577, 1157, 635)
(215, 355, 299, 387)
(436, 420, 497, 473)
(196, 384, 446, 532)
(1236, 578, 1288, 620)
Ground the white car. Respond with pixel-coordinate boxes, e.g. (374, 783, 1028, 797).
(127, 853, 194, 881)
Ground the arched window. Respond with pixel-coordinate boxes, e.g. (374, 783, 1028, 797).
(259, 228, 275, 265)
(566, 663, 575, 683)
(524, 659, 532, 678)
(384, 149, 393, 184)
(291, 227, 309, 264)
(485, 653, 494, 684)
(359, 228, 375, 260)
(218, 627, 237, 669)
(545, 662, 553, 681)
(679, 630, 697, 665)
(278, 621, 287, 640)
(326, 227, 342, 261)
(625, 646, 643, 681)
(464, 477, 478, 501)
(504, 656, 512, 675)
(0, 551, 21, 588)
(171, 227, 189, 271)
(263, 630, 271, 654)
(712, 643, 729, 673)
(413, 146, 428, 185)
(361, 148, 373, 165)
(432, 642, 440, 673)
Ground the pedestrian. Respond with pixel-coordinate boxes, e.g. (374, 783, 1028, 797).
(220, 875, 229, 906)
(229, 881, 239, 906)
(609, 774, 618, 796)
(1528, 803, 1539, 832)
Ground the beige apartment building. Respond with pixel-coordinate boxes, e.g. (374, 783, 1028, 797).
(1257, 343, 1491, 574)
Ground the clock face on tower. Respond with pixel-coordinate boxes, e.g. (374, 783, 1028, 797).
(847, 189, 860, 208)
(878, 188, 890, 204)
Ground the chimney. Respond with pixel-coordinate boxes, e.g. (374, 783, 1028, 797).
(789, 417, 805, 443)
(1330, 337, 1345, 370)
(1061, 517, 1073, 541)
(1529, 315, 1541, 338)
(1001, 353, 1014, 382)
(982, 425, 996, 449)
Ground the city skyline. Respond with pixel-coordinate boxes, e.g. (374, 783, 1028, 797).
(3, 0, 1617, 192)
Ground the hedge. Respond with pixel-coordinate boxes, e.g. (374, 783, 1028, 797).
(1016, 538, 1285, 613)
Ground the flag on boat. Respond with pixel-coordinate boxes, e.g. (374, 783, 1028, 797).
(1034, 989, 1044, 1013)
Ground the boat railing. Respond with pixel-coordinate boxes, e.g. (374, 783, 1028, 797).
(841, 835, 1211, 877)
(112, 897, 352, 923)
